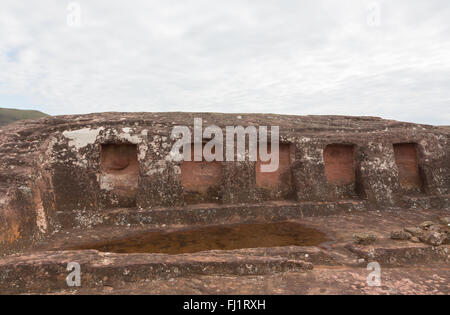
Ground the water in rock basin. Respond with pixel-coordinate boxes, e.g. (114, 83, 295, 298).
(72, 222, 330, 254)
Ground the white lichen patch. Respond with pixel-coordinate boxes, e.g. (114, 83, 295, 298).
(99, 173, 116, 191)
(173, 165, 181, 175)
(166, 148, 184, 162)
(35, 196, 48, 233)
(299, 137, 312, 143)
(138, 144, 148, 161)
(41, 137, 57, 164)
(372, 157, 396, 171)
(73, 209, 104, 228)
(146, 160, 167, 175)
(101, 127, 143, 144)
(63, 127, 104, 149)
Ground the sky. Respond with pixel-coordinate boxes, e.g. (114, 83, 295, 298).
(0, 0, 449, 125)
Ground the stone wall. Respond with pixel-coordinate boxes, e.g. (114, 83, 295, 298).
(0, 113, 449, 254)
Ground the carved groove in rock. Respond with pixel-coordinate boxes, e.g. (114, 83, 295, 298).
(393, 143, 424, 193)
(256, 143, 294, 200)
(181, 144, 222, 204)
(100, 143, 138, 207)
(323, 144, 355, 185)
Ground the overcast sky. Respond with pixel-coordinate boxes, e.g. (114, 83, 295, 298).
(0, 0, 449, 124)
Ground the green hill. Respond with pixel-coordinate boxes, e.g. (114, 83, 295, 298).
(0, 107, 49, 126)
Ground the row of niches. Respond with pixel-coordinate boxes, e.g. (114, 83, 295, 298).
(99, 142, 426, 207)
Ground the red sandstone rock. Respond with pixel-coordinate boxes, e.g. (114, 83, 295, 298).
(0, 113, 448, 257)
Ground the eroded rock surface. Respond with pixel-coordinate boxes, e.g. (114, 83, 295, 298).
(0, 113, 449, 294)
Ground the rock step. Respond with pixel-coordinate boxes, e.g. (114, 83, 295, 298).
(346, 244, 450, 266)
(0, 250, 312, 294)
(58, 195, 450, 230)
(403, 194, 450, 210)
(59, 200, 368, 229)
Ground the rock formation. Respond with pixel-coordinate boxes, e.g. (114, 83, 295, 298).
(0, 113, 449, 255)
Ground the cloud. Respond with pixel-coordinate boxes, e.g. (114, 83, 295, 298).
(0, 0, 449, 124)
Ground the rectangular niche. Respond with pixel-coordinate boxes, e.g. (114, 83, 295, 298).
(393, 143, 423, 192)
(181, 144, 222, 204)
(256, 143, 294, 200)
(100, 143, 138, 207)
(323, 144, 355, 185)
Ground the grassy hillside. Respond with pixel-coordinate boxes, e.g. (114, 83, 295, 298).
(0, 107, 49, 126)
